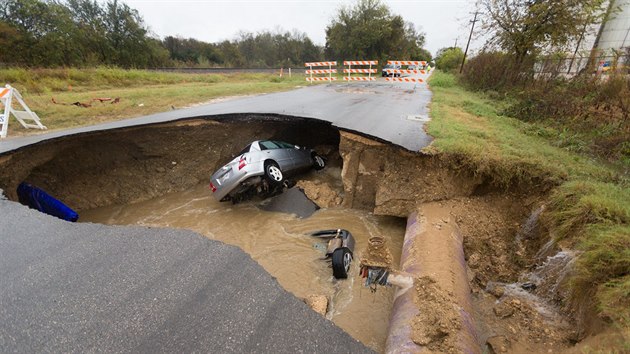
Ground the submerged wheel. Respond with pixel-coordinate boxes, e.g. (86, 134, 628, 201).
(312, 154, 326, 170)
(265, 162, 284, 185)
(332, 248, 352, 279)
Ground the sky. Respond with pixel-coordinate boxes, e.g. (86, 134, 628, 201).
(121, 0, 481, 56)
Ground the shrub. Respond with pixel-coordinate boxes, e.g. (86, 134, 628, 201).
(460, 51, 527, 91)
(435, 47, 464, 72)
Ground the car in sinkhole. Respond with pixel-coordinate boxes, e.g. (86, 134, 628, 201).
(209, 140, 326, 203)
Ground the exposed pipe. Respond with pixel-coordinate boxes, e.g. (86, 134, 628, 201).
(385, 207, 481, 354)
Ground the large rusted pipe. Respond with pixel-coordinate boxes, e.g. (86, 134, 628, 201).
(385, 205, 481, 353)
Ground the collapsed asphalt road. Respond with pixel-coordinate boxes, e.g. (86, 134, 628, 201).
(0, 80, 433, 352)
(0, 80, 433, 154)
(0, 199, 371, 353)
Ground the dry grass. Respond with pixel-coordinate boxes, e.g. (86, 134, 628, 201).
(1, 68, 306, 135)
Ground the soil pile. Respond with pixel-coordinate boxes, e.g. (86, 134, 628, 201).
(411, 276, 461, 353)
(304, 295, 328, 316)
(296, 180, 343, 208)
(360, 236, 393, 268)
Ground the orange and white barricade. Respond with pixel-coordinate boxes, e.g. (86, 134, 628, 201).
(385, 77, 424, 83)
(343, 60, 377, 81)
(384, 60, 428, 77)
(387, 60, 427, 67)
(384, 69, 427, 75)
(1, 85, 46, 138)
(305, 61, 337, 83)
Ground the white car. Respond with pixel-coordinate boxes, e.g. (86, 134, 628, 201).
(209, 140, 325, 203)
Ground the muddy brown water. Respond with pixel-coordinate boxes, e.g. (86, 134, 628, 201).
(80, 172, 405, 353)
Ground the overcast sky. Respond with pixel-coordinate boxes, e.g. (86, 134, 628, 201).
(122, 0, 481, 56)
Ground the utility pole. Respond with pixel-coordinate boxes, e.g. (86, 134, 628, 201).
(460, 11, 479, 74)
(454, 38, 458, 48)
(567, 23, 588, 75)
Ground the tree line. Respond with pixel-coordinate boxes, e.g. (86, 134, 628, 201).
(0, 0, 430, 68)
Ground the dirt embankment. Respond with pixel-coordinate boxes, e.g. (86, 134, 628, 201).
(0, 116, 340, 210)
(337, 132, 585, 353)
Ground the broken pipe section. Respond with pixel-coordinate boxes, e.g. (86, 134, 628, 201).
(386, 204, 481, 354)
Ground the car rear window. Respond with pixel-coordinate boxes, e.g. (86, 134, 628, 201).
(259, 141, 281, 150)
(238, 144, 252, 155)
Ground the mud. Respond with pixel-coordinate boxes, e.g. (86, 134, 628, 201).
(0, 116, 604, 353)
(79, 183, 406, 353)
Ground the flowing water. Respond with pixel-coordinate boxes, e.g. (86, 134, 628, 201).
(81, 182, 405, 352)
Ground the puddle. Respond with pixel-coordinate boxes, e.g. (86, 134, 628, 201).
(80, 183, 405, 352)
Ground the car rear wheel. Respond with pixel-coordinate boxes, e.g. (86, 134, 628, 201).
(312, 154, 326, 170)
(332, 248, 352, 279)
(265, 162, 284, 185)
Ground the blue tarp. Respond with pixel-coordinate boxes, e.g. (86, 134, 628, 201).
(17, 182, 79, 222)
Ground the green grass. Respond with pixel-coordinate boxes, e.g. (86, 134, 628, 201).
(428, 70, 629, 333)
(426, 71, 618, 187)
(0, 68, 308, 134)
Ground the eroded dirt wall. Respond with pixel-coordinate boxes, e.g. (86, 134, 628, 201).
(0, 116, 340, 210)
(338, 132, 534, 281)
(339, 132, 482, 217)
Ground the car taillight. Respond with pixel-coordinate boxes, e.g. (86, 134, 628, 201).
(209, 182, 217, 192)
(238, 155, 247, 170)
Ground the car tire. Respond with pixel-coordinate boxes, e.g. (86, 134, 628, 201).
(264, 161, 284, 185)
(332, 248, 352, 279)
(312, 154, 326, 170)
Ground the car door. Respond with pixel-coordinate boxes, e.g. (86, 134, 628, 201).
(275, 141, 303, 171)
(287, 144, 312, 169)
(259, 140, 292, 170)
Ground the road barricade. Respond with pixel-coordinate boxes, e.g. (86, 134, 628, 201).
(1, 85, 47, 138)
(385, 77, 424, 83)
(343, 60, 377, 81)
(384, 60, 427, 77)
(305, 61, 337, 83)
(388, 60, 427, 66)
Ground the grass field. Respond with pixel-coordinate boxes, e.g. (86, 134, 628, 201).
(428, 71, 630, 334)
(0, 68, 306, 135)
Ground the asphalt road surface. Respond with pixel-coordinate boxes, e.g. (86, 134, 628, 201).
(0, 199, 372, 353)
(0, 79, 433, 154)
(0, 79, 432, 352)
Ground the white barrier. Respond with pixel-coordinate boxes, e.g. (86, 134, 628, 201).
(383, 69, 427, 75)
(387, 60, 427, 66)
(0, 85, 46, 138)
(385, 77, 424, 83)
(343, 60, 377, 82)
(305, 61, 337, 83)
